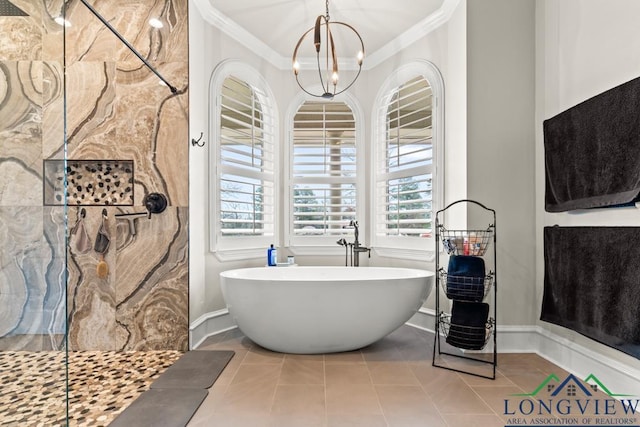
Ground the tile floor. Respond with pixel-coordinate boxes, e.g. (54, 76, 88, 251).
(187, 326, 572, 427)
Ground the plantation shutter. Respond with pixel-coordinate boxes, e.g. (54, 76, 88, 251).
(292, 101, 357, 236)
(377, 76, 434, 237)
(219, 75, 275, 237)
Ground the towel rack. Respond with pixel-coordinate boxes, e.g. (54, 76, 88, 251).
(432, 199, 497, 380)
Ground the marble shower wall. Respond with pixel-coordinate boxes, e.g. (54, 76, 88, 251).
(0, 0, 189, 351)
(0, 1, 67, 352)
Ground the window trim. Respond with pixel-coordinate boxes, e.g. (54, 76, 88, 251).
(371, 60, 445, 259)
(209, 60, 279, 260)
(284, 87, 366, 254)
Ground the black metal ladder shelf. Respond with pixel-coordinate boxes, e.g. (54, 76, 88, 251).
(432, 199, 497, 380)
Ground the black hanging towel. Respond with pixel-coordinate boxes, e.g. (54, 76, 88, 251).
(541, 226, 640, 359)
(544, 76, 640, 212)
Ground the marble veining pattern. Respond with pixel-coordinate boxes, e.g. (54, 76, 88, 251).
(0, 61, 44, 206)
(0, 207, 47, 336)
(65, 206, 189, 351)
(64, 0, 189, 352)
(114, 207, 189, 350)
(1, 0, 189, 353)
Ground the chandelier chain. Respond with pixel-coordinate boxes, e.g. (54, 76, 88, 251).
(325, 0, 330, 21)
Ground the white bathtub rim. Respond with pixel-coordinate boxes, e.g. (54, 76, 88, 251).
(220, 265, 435, 282)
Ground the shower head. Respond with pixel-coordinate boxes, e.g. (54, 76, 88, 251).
(0, 0, 28, 16)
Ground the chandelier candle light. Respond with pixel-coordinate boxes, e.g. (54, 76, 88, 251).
(292, 0, 365, 99)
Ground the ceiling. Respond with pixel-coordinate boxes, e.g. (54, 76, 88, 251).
(193, 0, 458, 70)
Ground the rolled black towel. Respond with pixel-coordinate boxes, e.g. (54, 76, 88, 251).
(446, 255, 485, 301)
(446, 301, 490, 350)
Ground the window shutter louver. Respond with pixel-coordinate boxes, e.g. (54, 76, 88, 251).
(292, 101, 357, 237)
(378, 76, 434, 238)
(218, 76, 275, 237)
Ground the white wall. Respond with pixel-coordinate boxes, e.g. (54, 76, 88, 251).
(535, 0, 640, 369)
(188, 2, 288, 320)
(467, 0, 537, 326)
(189, 0, 207, 321)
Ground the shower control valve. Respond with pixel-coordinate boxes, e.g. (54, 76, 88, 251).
(144, 192, 168, 218)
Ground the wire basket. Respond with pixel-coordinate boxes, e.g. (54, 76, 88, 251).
(439, 269, 494, 302)
(439, 312, 494, 351)
(439, 226, 493, 256)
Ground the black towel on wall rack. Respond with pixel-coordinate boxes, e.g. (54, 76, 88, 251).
(541, 226, 640, 359)
(544, 75, 640, 212)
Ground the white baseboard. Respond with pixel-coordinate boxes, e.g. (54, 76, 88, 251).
(406, 309, 640, 394)
(407, 309, 538, 353)
(189, 309, 236, 350)
(535, 326, 640, 395)
(190, 308, 640, 394)
(406, 307, 437, 333)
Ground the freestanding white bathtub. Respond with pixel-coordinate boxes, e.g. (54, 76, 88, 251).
(220, 266, 434, 354)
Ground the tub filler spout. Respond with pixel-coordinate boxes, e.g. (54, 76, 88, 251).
(341, 220, 371, 266)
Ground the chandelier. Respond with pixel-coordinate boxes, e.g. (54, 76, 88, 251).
(292, 0, 365, 99)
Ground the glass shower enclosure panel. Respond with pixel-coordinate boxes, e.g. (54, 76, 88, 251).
(0, 1, 68, 425)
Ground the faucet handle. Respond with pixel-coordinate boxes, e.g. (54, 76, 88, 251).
(144, 192, 168, 217)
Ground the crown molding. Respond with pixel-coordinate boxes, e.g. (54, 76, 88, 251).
(365, 0, 461, 69)
(192, 0, 461, 71)
(192, 0, 289, 69)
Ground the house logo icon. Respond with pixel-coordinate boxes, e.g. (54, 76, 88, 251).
(549, 373, 592, 397)
(504, 373, 639, 425)
(512, 373, 633, 398)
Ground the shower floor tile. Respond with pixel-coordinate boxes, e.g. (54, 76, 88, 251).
(0, 349, 182, 426)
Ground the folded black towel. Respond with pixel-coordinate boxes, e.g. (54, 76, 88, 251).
(446, 301, 490, 350)
(446, 256, 485, 301)
(544, 76, 640, 212)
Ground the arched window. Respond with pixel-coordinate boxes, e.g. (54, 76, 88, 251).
(210, 61, 278, 259)
(285, 92, 364, 251)
(373, 61, 444, 256)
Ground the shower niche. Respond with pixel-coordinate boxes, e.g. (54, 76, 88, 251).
(43, 159, 134, 206)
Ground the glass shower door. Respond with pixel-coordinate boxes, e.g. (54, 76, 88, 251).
(0, 1, 68, 425)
